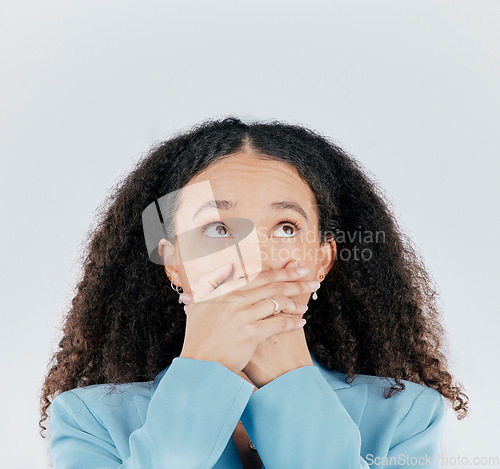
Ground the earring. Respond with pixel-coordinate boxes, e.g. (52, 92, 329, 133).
(170, 278, 184, 303)
(312, 274, 324, 300)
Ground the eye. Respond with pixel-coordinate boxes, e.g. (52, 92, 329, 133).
(201, 219, 302, 239)
(272, 220, 301, 238)
(202, 222, 233, 238)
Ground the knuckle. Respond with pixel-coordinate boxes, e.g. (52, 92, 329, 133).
(229, 292, 245, 303)
(270, 282, 284, 295)
(284, 295, 294, 308)
(279, 296, 292, 312)
(280, 315, 289, 329)
(259, 270, 274, 283)
(196, 270, 208, 281)
(242, 322, 256, 339)
(273, 294, 285, 310)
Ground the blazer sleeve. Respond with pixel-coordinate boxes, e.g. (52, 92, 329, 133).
(239, 365, 446, 469)
(49, 357, 255, 469)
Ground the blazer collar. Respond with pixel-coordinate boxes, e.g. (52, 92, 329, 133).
(310, 352, 352, 391)
(152, 365, 169, 391)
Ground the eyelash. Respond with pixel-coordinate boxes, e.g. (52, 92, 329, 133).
(273, 218, 302, 236)
(201, 218, 303, 237)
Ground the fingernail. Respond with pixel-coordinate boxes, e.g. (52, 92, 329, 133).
(180, 293, 193, 303)
(296, 267, 309, 276)
(307, 280, 320, 290)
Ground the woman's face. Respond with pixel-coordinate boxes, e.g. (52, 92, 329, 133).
(159, 150, 335, 305)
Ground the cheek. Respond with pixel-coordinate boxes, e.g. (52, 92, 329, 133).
(287, 238, 322, 274)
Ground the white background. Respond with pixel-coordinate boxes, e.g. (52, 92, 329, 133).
(1, 1, 499, 468)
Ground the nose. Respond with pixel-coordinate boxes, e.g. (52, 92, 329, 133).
(230, 223, 288, 282)
(258, 235, 291, 273)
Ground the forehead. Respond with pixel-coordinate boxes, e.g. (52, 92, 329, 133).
(185, 151, 316, 205)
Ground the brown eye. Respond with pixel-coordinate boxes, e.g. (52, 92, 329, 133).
(216, 225, 228, 236)
(273, 222, 299, 238)
(202, 222, 232, 238)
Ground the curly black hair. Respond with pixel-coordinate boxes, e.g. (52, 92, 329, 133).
(39, 116, 469, 438)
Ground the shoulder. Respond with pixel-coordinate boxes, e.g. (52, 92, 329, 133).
(309, 354, 445, 431)
(312, 355, 442, 406)
(348, 371, 443, 405)
(50, 379, 154, 427)
(53, 379, 153, 404)
(340, 371, 445, 427)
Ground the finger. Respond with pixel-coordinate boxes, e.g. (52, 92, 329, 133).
(179, 292, 193, 304)
(194, 260, 299, 301)
(192, 263, 233, 301)
(237, 278, 320, 306)
(255, 314, 306, 341)
(194, 259, 306, 303)
(246, 294, 308, 321)
(235, 259, 312, 293)
(193, 276, 248, 302)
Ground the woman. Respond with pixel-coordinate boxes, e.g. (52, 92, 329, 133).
(40, 117, 468, 469)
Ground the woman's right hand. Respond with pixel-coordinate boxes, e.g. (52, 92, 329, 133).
(179, 261, 319, 374)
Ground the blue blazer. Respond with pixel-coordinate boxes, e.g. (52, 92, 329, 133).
(49, 351, 446, 468)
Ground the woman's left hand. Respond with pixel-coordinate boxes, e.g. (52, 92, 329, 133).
(242, 259, 314, 388)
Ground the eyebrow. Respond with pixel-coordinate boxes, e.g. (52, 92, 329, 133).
(192, 199, 309, 222)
